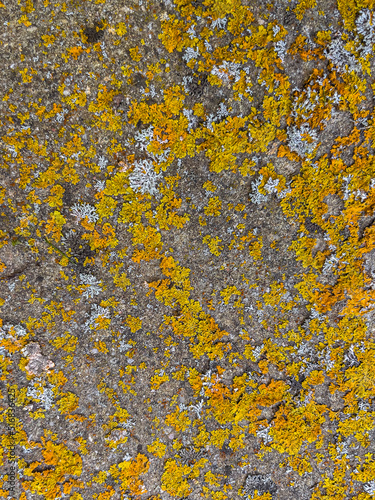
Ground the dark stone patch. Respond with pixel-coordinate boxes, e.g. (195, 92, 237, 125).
(62, 185, 73, 206)
(63, 235, 96, 273)
(83, 22, 105, 44)
(304, 216, 323, 235)
(224, 464, 232, 476)
(188, 74, 208, 99)
(132, 72, 147, 89)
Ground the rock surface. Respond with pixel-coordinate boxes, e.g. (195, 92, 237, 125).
(1, 0, 375, 499)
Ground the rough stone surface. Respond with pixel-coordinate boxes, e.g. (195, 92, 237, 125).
(1, 0, 375, 499)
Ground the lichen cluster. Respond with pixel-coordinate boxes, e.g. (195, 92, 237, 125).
(2, 0, 375, 499)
